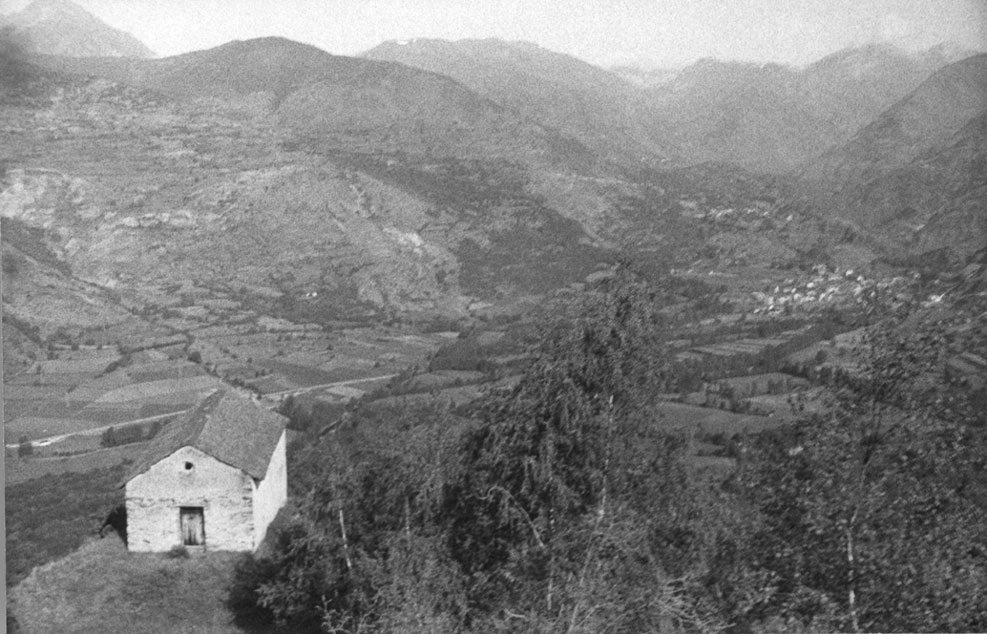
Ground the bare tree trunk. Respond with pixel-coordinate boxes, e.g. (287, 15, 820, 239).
(845, 516, 860, 632)
(598, 395, 615, 523)
(546, 506, 555, 618)
(338, 508, 353, 572)
(547, 571, 554, 615)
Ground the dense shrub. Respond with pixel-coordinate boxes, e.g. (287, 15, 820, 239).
(100, 420, 164, 448)
(16, 436, 33, 457)
(428, 338, 488, 372)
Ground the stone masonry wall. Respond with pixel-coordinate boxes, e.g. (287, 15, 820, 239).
(126, 446, 254, 552)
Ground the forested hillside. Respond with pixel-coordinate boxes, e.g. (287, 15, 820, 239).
(228, 267, 987, 634)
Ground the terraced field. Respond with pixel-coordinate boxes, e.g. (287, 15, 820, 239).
(4, 350, 220, 444)
(5, 300, 453, 452)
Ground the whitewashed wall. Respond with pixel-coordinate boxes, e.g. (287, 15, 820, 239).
(251, 430, 288, 548)
(126, 446, 254, 552)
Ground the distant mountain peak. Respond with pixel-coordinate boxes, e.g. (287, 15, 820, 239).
(1, 0, 154, 58)
(19, 0, 93, 19)
(369, 37, 547, 58)
(379, 37, 534, 47)
(210, 36, 328, 56)
(224, 35, 309, 48)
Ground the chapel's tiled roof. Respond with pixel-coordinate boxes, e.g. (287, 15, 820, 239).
(122, 389, 286, 485)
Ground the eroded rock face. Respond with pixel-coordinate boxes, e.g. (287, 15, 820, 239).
(0, 168, 96, 229)
(0, 155, 472, 314)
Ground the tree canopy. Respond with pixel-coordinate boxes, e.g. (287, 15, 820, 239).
(232, 267, 987, 634)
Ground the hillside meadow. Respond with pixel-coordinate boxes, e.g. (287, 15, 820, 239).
(8, 537, 280, 634)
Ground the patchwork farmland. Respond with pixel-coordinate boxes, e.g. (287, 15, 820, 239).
(4, 277, 462, 481)
(4, 351, 223, 444)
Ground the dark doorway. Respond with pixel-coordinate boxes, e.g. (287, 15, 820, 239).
(180, 506, 205, 546)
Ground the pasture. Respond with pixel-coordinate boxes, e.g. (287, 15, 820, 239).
(8, 537, 261, 634)
(653, 401, 784, 435)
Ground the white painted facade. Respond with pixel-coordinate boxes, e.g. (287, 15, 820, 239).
(252, 430, 288, 547)
(125, 437, 287, 552)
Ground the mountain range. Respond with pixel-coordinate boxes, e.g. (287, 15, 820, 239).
(363, 38, 976, 174)
(645, 44, 973, 173)
(37, 36, 600, 171)
(2, 0, 985, 341)
(1, 39, 613, 323)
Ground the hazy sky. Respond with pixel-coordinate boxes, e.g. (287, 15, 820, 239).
(2, 0, 985, 67)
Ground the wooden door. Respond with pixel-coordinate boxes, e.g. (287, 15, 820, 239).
(180, 507, 205, 546)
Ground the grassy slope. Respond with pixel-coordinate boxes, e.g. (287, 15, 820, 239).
(5, 446, 136, 485)
(5, 464, 126, 586)
(8, 537, 266, 634)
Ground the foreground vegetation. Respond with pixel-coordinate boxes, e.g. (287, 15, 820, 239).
(228, 268, 987, 633)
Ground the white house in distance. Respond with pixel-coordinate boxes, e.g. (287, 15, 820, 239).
(122, 389, 288, 552)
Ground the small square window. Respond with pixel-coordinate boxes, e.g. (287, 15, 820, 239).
(184, 462, 194, 470)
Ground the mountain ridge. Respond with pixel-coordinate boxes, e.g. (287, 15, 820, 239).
(803, 53, 987, 177)
(0, 0, 154, 58)
(362, 37, 676, 168)
(797, 54, 987, 259)
(648, 44, 965, 173)
(34, 36, 603, 171)
(0, 55, 619, 318)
